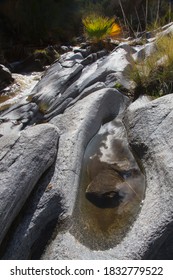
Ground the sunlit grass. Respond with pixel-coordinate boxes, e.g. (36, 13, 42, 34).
(130, 34, 173, 99)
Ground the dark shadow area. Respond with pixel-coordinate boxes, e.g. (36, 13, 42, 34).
(142, 223, 173, 260)
(30, 219, 58, 260)
(0, 159, 63, 260)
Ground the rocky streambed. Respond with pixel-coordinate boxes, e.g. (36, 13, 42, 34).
(1, 23, 173, 259)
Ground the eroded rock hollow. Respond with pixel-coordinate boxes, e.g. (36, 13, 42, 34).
(1, 23, 173, 259)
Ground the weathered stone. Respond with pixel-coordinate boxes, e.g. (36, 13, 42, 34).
(132, 42, 156, 62)
(31, 61, 83, 113)
(74, 47, 91, 58)
(67, 82, 106, 107)
(1, 163, 63, 260)
(40, 94, 173, 260)
(81, 50, 107, 66)
(0, 124, 59, 246)
(59, 51, 83, 67)
(1, 88, 128, 259)
(81, 53, 97, 66)
(61, 46, 133, 104)
(49, 88, 129, 218)
(0, 98, 40, 134)
(123, 93, 173, 259)
(44, 97, 73, 121)
(0, 64, 14, 91)
(4, 46, 132, 124)
(39, 89, 131, 259)
(60, 46, 69, 53)
(157, 22, 173, 38)
(2, 20, 173, 261)
(0, 101, 38, 122)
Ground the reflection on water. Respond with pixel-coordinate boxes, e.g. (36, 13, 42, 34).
(71, 116, 145, 250)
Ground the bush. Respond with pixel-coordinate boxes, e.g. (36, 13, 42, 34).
(82, 14, 121, 42)
(130, 34, 173, 99)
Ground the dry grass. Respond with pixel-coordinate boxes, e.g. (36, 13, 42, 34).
(130, 34, 173, 99)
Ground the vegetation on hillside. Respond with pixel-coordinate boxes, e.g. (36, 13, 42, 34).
(131, 34, 173, 99)
(1, 0, 173, 100)
(1, 0, 173, 49)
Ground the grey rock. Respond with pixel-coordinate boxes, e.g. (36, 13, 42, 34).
(61, 47, 133, 104)
(81, 50, 107, 66)
(2, 88, 128, 259)
(59, 52, 83, 68)
(67, 82, 106, 107)
(60, 46, 69, 53)
(81, 53, 97, 66)
(2, 21, 173, 261)
(123, 93, 173, 259)
(0, 101, 38, 122)
(157, 22, 173, 38)
(41, 93, 173, 260)
(74, 47, 91, 58)
(117, 43, 136, 55)
(59, 52, 83, 63)
(0, 98, 40, 134)
(0, 124, 59, 246)
(49, 88, 128, 218)
(11, 47, 132, 123)
(39, 88, 130, 259)
(132, 42, 156, 62)
(31, 61, 83, 113)
(44, 97, 73, 121)
(0, 121, 23, 137)
(97, 49, 108, 58)
(0, 64, 14, 91)
(2, 163, 63, 260)
(60, 60, 76, 68)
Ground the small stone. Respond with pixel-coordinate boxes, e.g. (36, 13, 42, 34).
(86, 169, 125, 208)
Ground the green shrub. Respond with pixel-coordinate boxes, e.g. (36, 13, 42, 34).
(82, 14, 121, 42)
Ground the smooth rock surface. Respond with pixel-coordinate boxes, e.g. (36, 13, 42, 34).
(28, 46, 133, 119)
(49, 88, 129, 220)
(42, 93, 173, 260)
(132, 42, 156, 62)
(0, 44, 134, 126)
(0, 123, 59, 246)
(123, 93, 173, 259)
(1, 88, 128, 259)
(31, 62, 83, 112)
(40, 89, 134, 259)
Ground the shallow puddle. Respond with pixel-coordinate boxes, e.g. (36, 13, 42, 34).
(70, 116, 145, 250)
